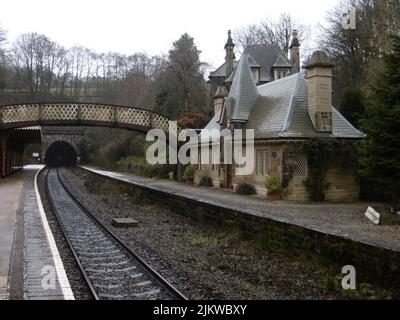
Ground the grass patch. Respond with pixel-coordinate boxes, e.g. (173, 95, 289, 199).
(324, 274, 394, 300)
(190, 233, 221, 246)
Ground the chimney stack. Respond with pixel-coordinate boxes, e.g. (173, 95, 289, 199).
(304, 51, 334, 131)
(224, 30, 235, 78)
(289, 29, 300, 73)
(214, 86, 228, 115)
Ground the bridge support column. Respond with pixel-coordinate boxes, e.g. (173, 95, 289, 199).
(1, 133, 8, 178)
(16, 150, 23, 171)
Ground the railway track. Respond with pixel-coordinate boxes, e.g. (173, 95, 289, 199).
(43, 167, 186, 300)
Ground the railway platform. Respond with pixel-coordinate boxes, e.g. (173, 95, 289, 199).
(0, 170, 24, 299)
(80, 166, 400, 291)
(81, 166, 400, 252)
(0, 165, 73, 300)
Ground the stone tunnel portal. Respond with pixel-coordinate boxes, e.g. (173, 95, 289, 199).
(45, 141, 77, 167)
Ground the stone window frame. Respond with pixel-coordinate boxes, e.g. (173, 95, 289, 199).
(197, 150, 203, 171)
(256, 149, 270, 176)
(315, 111, 332, 132)
(211, 146, 219, 174)
(274, 69, 289, 80)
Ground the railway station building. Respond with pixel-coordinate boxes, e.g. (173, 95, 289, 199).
(195, 31, 365, 202)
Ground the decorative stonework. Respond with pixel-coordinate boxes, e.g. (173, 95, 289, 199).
(315, 111, 332, 132)
(304, 51, 334, 132)
(41, 126, 83, 161)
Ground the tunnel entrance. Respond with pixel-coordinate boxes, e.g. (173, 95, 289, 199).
(45, 141, 77, 167)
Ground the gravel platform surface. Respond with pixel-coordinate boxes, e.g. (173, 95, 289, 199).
(82, 166, 400, 252)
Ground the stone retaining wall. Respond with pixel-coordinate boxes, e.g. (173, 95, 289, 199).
(84, 168, 400, 294)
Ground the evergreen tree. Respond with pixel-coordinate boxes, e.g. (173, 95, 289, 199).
(359, 35, 400, 205)
(340, 87, 365, 128)
(154, 33, 209, 120)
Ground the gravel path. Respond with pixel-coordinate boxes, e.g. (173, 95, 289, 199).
(60, 167, 345, 300)
(82, 166, 400, 252)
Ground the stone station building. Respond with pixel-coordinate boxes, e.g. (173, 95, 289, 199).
(196, 31, 365, 202)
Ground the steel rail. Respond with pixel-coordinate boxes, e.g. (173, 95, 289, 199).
(43, 166, 187, 300)
(44, 167, 99, 300)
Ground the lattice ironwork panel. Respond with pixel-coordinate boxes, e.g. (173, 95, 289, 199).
(294, 153, 308, 177)
(81, 104, 114, 122)
(115, 107, 151, 127)
(1, 104, 39, 123)
(152, 113, 170, 132)
(1, 103, 180, 134)
(41, 103, 78, 120)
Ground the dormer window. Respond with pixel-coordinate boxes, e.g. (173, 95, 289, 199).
(272, 54, 292, 81)
(251, 67, 260, 84)
(274, 69, 289, 80)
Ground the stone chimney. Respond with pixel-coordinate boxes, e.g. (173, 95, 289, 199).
(224, 30, 235, 79)
(303, 51, 334, 131)
(289, 30, 300, 73)
(214, 86, 228, 114)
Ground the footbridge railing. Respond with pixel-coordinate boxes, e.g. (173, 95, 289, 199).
(0, 103, 179, 134)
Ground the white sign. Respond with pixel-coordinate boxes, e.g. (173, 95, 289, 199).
(32, 153, 39, 157)
(365, 206, 380, 225)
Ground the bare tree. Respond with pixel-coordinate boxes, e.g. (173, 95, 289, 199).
(0, 24, 7, 91)
(11, 33, 65, 97)
(0, 24, 6, 46)
(234, 13, 312, 58)
(318, 0, 400, 106)
(3, 29, 189, 110)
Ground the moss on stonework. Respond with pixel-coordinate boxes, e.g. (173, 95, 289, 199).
(324, 274, 394, 300)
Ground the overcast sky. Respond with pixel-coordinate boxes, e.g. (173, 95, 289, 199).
(0, 0, 339, 69)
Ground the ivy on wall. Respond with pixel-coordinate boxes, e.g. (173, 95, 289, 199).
(302, 138, 358, 201)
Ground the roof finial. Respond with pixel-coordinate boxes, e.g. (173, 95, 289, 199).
(225, 29, 234, 48)
(289, 29, 300, 49)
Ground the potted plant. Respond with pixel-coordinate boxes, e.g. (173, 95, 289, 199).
(265, 176, 282, 201)
(183, 165, 194, 184)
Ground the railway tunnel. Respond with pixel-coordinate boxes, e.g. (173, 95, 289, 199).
(45, 141, 78, 167)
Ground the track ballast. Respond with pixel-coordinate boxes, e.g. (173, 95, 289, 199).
(44, 167, 186, 300)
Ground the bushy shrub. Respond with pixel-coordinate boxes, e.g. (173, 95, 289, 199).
(199, 176, 213, 187)
(116, 157, 173, 179)
(143, 163, 169, 178)
(236, 183, 256, 195)
(183, 165, 194, 181)
(265, 176, 282, 193)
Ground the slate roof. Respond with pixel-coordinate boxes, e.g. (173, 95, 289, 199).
(246, 72, 365, 139)
(224, 55, 259, 122)
(206, 58, 365, 140)
(242, 44, 291, 82)
(209, 44, 291, 82)
(247, 54, 261, 68)
(272, 54, 292, 68)
(199, 109, 221, 143)
(209, 61, 238, 78)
